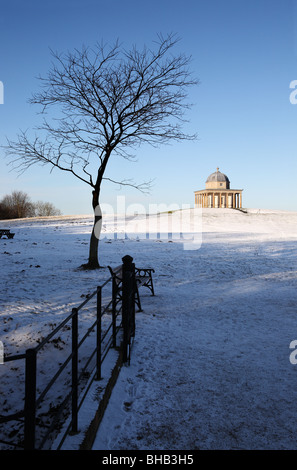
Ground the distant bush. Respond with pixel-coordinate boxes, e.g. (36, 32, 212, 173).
(0, 191, 61, 219)
(0, 191, 35, 219)
(33, 200, 61, 217)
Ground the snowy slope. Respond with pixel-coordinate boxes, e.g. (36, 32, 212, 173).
(1, 208, 297, 450)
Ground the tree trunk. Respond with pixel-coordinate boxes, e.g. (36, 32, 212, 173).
(87, 213, 101, 268)
(81, 190, 102, 269)
(81, 154, 109, 270)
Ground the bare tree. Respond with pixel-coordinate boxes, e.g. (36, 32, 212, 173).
(0, 191, 61, 219)
(34, 201, 61, 217)
(4, 34, 198, 268)
(0, 191, 35, 219)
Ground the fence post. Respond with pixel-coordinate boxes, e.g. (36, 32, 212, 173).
(122, 255, 135, 363)
(71, 307, 78, 434)
(96, 286, 102, 380)
(24, 348, 37, 450)
(112, 272, 119, 348)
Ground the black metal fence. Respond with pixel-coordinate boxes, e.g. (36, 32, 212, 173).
(0, 255, 136, 450)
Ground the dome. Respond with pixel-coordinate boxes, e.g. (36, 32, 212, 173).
(206, 167, 230, 184)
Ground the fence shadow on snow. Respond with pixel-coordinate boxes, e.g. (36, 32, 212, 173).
(0, 254, 137, 450)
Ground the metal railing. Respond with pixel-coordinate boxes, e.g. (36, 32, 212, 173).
(0, 255, 136, 450)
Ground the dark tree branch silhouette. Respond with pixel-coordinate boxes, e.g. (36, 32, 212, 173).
(4, 33, 198, 268)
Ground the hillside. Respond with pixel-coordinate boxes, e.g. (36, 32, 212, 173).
(1, 208, 297, 450)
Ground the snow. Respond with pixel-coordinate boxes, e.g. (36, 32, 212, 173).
(1, 208, 297, 450)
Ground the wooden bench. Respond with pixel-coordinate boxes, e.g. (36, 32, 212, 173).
(108, 264, 155, 312)
(0, 229, 15, 239)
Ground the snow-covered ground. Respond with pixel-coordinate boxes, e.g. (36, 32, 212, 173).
(1, 208, 297, 450)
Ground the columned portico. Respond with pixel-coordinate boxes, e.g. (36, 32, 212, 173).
(194, 168, 243, 209)
(195, 190, 242, 208)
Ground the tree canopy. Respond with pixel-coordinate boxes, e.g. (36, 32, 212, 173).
(4, 34, 198, 267)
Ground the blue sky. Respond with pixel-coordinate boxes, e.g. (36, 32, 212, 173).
(1, 0, 297, 214)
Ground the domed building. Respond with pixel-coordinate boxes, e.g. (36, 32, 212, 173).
(194, 168, 243, 209)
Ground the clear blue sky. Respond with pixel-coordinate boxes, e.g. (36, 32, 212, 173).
(1, 0, 297, 214)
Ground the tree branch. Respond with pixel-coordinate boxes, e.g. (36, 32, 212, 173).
(3, 33, 198, 199)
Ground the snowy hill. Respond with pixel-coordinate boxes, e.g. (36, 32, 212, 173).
(1, 208, 297, 450)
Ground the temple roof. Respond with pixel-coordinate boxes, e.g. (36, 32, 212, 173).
(206, 167, 230, 184)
